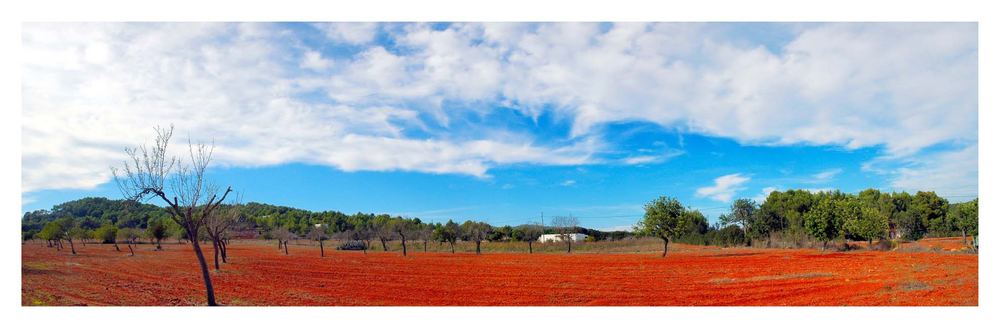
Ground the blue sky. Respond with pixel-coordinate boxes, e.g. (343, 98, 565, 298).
(21, 23, 978, 230)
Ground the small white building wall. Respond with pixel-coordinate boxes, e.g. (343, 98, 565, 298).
(538, 233, 587, 243)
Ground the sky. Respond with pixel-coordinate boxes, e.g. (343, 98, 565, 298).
(21, 22, 978, 230)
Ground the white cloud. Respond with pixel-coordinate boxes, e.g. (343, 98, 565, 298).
(696, 173, 751, 202)
(887, 144, 978, 201)
(316, 23, 378, 45)
(560, 179, 576, 187)
(621, 148, 685, 165)
(21, 23, 978, 196)
(753, 186, 779, 203)
(810, 168, 843, 183)
(299, 50, 332, 71)
(20, 23, 595, 192)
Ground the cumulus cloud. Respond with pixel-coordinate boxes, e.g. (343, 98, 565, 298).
(316, 22, 378, 45)
(21, 23, 977, 195)
(299, 50, 333, 71)
(887, 144, 978, 200)
(696, 173, 751, 202)
(20, 23, 594, 192)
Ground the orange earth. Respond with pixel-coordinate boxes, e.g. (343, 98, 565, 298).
(21, 238, 977, 306)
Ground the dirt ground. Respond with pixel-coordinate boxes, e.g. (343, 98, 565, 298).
(21, 237, 977, 306)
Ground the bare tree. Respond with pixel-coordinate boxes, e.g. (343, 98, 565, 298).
(419, 225, 433, 252)
(111, 125, 233, 306)
(117, 228, 141, 256)
(204, 199, 244, 271)
(373, 215, 395, 252)
(273, 227, 295, 255)
(389, 219, 413, 256)
(551, 216, 579, 253)
(306, 225, 329, 257)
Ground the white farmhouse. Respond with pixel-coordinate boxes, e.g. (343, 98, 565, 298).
(538, 233, 587, 243)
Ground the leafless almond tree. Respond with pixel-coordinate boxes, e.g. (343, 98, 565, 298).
(390, 219, 413, 256)
(204, 198, 244, 271)
(419, 225, 433, 252)
(111, 125, 233, 306)
(273, 227, 295, 255)
(551, 216, 579, 253)
(306, 225, 329, 257)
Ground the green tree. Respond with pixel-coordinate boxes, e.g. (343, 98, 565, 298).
(117, 227, 142, 256)
(439, 220, 461, 253)
(954, 198, 978, 245)
(56, 217, 80, 255)
(146, 218, 169, 250)
(67, 227, 90, 255)
(514, 223, 544, 253)
(847, 205, 889, 247)
(94, 224, 120, 251)
(38, 221, 65, 249)
(682, 209, 709, 235)
(804, 198, 842, 251)
(461, 220, 491, 255)
(635, 196, 687, 257)
(912, 191, 948, 237)
(720, 198, 757, 246)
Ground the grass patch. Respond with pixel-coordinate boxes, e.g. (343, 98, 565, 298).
(710, 272, 833, 284)
(897, 280, 932, 291)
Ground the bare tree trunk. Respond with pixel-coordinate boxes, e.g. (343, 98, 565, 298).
(962, 230, 967, 245)
(127, 242, 135, 256)
(822, 240, 827, 252)
(187, 234, 217, 306)
(400, 234, 407, 256)
(423, 240, 427, 252)
(156, 238, 162, 250)
(283, 241, 289, 255)
(220, 240, 228, 263)
(475, 240, 481, 255)
(380, 237, 388, 251)
(68, 239, 76, 255)
(528, 241, 533, 254)
(450, 242, 455, 253)
(212, 240, 221, 271)
(566, 240, 571, 253)
(661, 238, 669, 257)
(277, 239, 282, 250)
(319, 240, 325, 257)
(114, 242, 120, 252)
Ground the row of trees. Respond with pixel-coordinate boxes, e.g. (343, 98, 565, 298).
(636, 190, 979, 256)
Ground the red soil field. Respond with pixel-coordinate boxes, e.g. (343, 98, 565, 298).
(22, 238, 977, 306)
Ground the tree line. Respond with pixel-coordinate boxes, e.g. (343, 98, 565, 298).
(637, 189, 979, 256)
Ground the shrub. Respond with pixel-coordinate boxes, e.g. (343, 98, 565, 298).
(337, 240, 367, 251)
